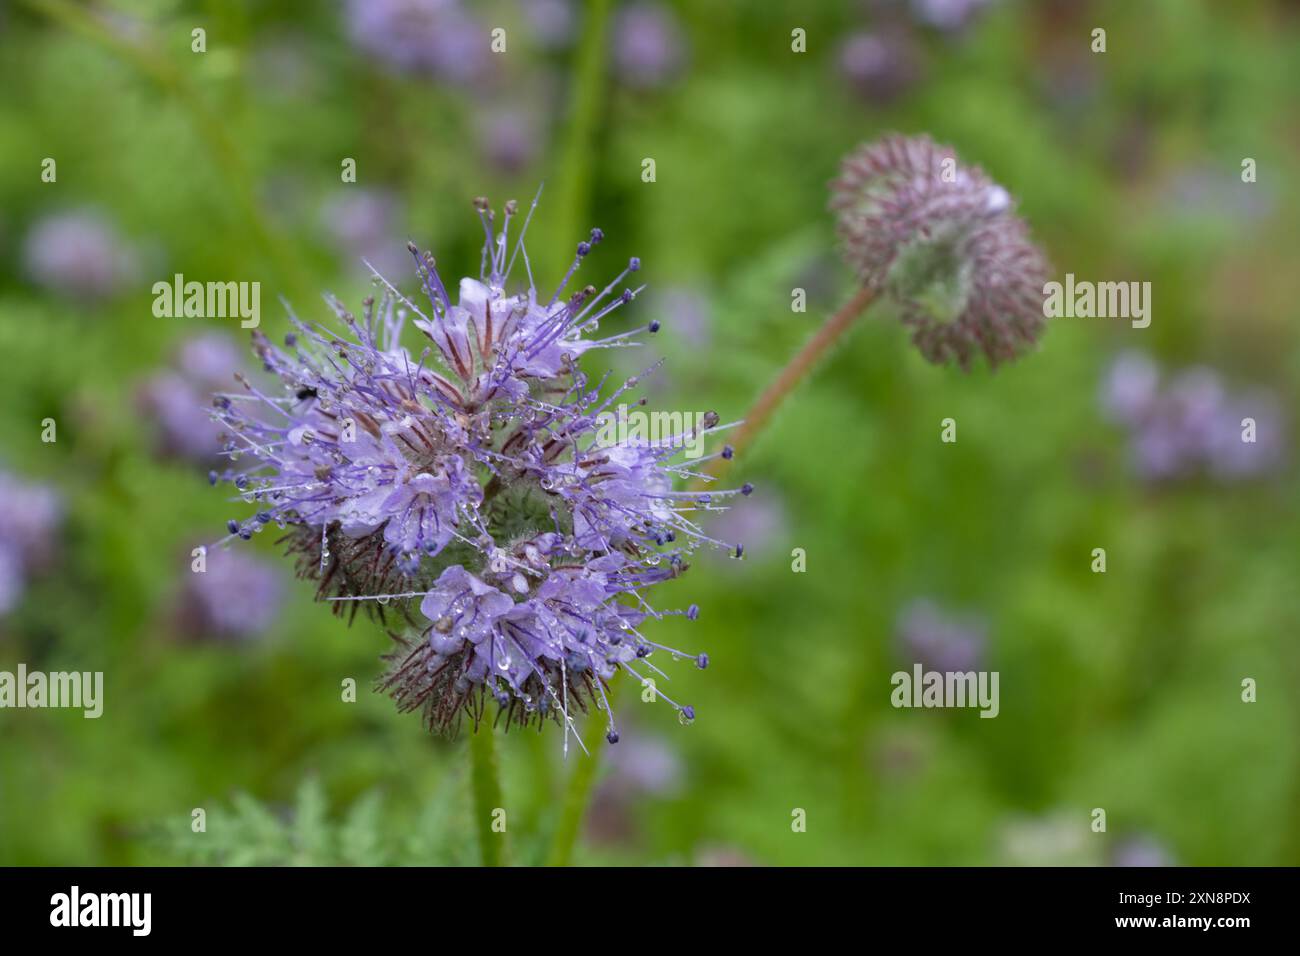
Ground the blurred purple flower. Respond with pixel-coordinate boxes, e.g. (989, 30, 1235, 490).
(523, 0, 575, 50)
(604, 730, 685, 797)
(1207, 390, 1287, 480)
(477, 108, 540, 174)
(323, 189, 409, 279)
(1101, 354, 1288, 483)
(838, 30, 923, 103)
(139, 334, 244, 463)
(22, 210, 137, 301)
(1099, 350, 1159, 426)
(586, 728, 684, 843)
(909, 0, 998, 32)
(706, 490, 786, 568)
(1111, 835, 1174, 868)
(178, 548, 282, 642)
(1160, 165, 1276, 226)
(656, 286, 712, 348)
(0, 471, 63, 616)
(612, 2, 686, 89)
(345, 0, 491, 84)
(896, 599, 986, 672)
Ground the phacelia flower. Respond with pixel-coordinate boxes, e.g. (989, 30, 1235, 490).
(139, 334, 246, 462)
(210, 194, 744, 743)
(896, 598, 986, 673)
(22, 209, 138, 301)
(0, 470, 63, 616)
(1100, 352, 1287, 482)
(177, 548, 283, 642)
(837, 30, 923, 104)
(612, 2, 686, 89)
(345, 0, 491, 85)
(831, 133, 1050, 369)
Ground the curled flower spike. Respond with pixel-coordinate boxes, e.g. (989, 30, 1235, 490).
(831, 133, 1050, 369)
(209, 192, 745, 743)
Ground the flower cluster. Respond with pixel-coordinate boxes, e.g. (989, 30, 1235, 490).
(1100, 351, 1287, 482)
(831, 133, 1049, 369)
(209, 195, 746, 742)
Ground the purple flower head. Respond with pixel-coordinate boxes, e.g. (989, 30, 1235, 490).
(345, 0, 491, 84)
(896, 599, 986, 673)
(831, 134, 1050, 369)
(612, 2, 686, 89)
(22, 210, 137, 301)
(139, 334, 245, 462)
(211, 193, 742, 741)
(0, 471, 63, 616)
(1101, 354, 1288, 483)
(178, 548, 283, 642)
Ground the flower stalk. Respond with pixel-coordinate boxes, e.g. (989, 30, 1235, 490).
(547, 682, 620, 866)
(701, 286, 875, 484)
(469, 726, 507, 866)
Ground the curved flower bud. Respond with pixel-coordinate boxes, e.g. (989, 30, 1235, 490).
(831, 133, 1050, 369)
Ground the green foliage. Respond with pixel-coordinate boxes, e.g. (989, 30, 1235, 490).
(154, 778, 481, 866)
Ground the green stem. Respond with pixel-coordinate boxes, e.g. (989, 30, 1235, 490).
(547, 681, 619, 866)
(545, 0, 612, 277)
(468, 726, 507, 867)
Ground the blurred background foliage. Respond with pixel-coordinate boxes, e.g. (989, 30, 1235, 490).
(1, 0, 1298, 866)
